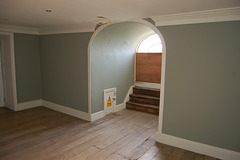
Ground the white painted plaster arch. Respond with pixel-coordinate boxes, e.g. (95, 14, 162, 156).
(88, 20, 166, 135)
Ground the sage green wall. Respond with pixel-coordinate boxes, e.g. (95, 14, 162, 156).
(91, 22, 154, 113)
(14, 33, 42, 103)
(158, 21, 240, 152)
(40, 32, 92, 112)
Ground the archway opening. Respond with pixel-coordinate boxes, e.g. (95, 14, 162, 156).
(88, 20, 166, 132)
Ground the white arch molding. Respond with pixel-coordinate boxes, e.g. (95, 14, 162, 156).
(87, 20, 166, 135)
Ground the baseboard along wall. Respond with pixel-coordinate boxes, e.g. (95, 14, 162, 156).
(14, 99, 126, 122)
(156, 132, 240, 160)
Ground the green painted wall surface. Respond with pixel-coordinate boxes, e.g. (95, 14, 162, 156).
(91, 22, 154, 113)
(158, 21, 240, 152)
(40, 32, 92, 112)
(14, 33, 42, 103)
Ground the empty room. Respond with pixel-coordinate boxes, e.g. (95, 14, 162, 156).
(0, 0, 240, 160)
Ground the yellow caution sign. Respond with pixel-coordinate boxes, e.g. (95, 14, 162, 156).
(107, 97, 112, 107)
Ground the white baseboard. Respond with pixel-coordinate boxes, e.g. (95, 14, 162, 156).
(91, 110, 106, 121)
(42, 100, 91, 121)
(17, 99, 42, 111)
(13, 99, 126, 122)
(91, 103, 125, 121)
(124, 85, 134, 104)
(115, 103, 125, 112)
(156, 132, 240, 160)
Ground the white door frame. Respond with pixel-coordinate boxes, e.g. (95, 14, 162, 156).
(0, 31, 17, 110)
(0, 40, 5, 107)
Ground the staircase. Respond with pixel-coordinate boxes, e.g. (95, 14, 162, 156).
(126, 86, 160, 115)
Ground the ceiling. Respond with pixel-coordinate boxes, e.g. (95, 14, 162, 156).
(1, 0, 240, 30)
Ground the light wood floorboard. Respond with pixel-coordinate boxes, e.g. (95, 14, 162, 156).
(0, 107, 220, 160)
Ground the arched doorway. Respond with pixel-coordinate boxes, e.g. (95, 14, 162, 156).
(88, 20, 166, 133)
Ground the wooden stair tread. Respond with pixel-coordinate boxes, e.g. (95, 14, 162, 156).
(126, 101, 159, 115)
(133, 86, 160, 92)
(126, 101, 159, 109)
(133, 86, 160, 98)
(130, 94, 159, 100)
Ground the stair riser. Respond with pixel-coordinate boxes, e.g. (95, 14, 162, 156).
(130, 96, 159, 106)
(133, 88, 160, 98)
(126, 103, 159, 115)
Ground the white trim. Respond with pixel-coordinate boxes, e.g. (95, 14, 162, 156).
(90, 103, 125, 121)
(91, 110, 106, 121)
(0, 32, 18, 111)
(1, 7, 239, 35)
(0, 24, 95, 35)
(156, 133, 240, 160)
(9, 33, 18, 110)
(135, 82, 161, 89)
(152, 7, 240, 27)
(0, 24, 39, 35)
(123, 85, 134, 106)
(42, 100, 91, 121)
(115, 103, 125, 112)
(17, 99, 42, 111)
(0, 39, 4, 107)
(88, 33, 92, 115)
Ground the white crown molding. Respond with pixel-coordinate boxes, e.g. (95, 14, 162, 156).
(152, 7, 240, 26)
(1, 7, 239, 35)
(156, 132, 240, 160)
(0, 24, 39, 34)
(0, 23, 95, 35)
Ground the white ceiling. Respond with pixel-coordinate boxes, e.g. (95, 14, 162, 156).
(1, 0, 240, 30)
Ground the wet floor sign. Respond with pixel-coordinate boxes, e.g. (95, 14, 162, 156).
(107, 97, 112, 107)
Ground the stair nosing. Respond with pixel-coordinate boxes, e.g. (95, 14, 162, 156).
(126, 101, 159, 109)
(133, 86, 160, 92)
(130, 94, 160, 100)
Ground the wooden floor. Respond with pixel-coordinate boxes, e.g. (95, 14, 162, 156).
(0, 107, 220, 160)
